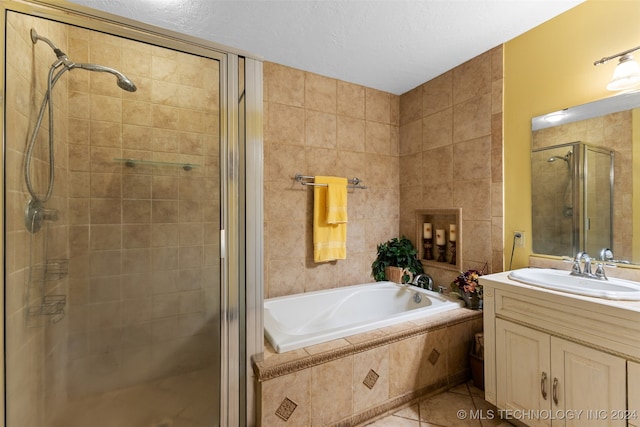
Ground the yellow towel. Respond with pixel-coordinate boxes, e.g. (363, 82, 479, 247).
(313, 176, 348, 262)
(325, 178, 348, 224)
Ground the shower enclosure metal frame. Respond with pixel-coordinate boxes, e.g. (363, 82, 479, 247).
(0, 0, 264, 426)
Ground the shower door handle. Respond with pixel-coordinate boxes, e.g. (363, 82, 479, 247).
(220, 229, 226, 259)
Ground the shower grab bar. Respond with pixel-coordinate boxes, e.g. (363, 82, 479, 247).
(114, 158, 200, 171)
(294, 173, 367, 189)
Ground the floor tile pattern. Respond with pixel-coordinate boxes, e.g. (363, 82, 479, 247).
(365, 382, 514, 427)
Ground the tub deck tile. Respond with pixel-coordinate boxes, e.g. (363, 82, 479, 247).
(305, 338, 352, 355)
(259, 341, 310, 370)
(379, 320, 421, 336)
(345, 329, 387, 346)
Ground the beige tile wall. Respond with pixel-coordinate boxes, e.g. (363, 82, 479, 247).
(5, 13, 70, 426)
(399, 46, 504, 285)
(265, 47, 503, 298)
(64, 26, 221, 397)
(263, 62, 400, 298)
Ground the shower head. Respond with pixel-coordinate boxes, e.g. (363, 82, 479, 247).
(30, 28, 137, 92)
(547, 156, 565, 163)
(73, 63, 137, 92)
(547, 150, 573, 163)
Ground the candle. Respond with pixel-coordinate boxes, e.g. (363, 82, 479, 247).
(449, 224, 456, 242)
(423, 223, 432, 239)
(435, 229, 446, 246)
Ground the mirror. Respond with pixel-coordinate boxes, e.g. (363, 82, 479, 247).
(531, 91, 640, 264)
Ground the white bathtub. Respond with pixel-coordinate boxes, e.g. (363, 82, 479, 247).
(264, 281, 464, 353)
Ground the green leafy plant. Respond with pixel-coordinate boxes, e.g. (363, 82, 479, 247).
(371, 236, 424, 282)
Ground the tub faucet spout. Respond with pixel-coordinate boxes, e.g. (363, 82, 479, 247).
(412, 273, 434, 291)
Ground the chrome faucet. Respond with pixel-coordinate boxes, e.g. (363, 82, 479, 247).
(412, 273, 434, 291)
(600, 248, 614, 262)
(577, 252, 592, 276)
(571, 251, 609, 280)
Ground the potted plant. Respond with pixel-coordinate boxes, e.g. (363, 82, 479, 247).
(371, 236, 424, 283)
(450, 264, 486, 309)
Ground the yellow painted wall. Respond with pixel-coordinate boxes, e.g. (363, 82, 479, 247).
(504, 0, 640, 268)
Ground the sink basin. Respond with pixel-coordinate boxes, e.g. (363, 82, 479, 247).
(507, 268, 640, 300)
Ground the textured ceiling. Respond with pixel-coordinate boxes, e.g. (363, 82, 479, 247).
(66, 0, 585, 95)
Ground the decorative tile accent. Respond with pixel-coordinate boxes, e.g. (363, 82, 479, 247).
(275, 397, 298, 421)
(428, 349, 441, 365)
(363, 369, 380, 389)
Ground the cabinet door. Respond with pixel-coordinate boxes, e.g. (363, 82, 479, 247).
(550, 337, 626, 427)
(496, 319, 551, 427)
(628, 361, 640, 427)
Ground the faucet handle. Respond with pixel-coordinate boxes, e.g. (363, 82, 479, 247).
(569, 260, 582, 276)
(600, 248, 614, 261)
(594, 263, 608, 280)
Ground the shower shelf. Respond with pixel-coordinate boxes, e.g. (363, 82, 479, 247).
(29, 295, 66, 317)
(44, 259, 68, 281)
(114, 158, 200, 171)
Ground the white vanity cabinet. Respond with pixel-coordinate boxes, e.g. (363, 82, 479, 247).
(496, 319, 625, 427)
(495, 319, 550, 427)
(630, 361, 640, 427)
(482, 272, 640, 427)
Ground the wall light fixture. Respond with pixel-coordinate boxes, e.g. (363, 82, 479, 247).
(594, 45, 640, 91)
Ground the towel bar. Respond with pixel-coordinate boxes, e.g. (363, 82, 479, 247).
(294, 173, 367, 189)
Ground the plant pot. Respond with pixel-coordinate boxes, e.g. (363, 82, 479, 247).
(384, 266, 413, 284)
(469, 353, 484, 390)
(462, 292, 482, 310)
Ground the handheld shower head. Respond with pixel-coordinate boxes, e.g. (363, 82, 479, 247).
(117, 76, 137, 92)
(71, 63, 137, 92)
(25, 28, 138, 210)
(30, 28, 137, 92)
(73, 63, 137, 92)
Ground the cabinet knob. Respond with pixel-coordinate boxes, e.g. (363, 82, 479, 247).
(541, 372, 548, 400)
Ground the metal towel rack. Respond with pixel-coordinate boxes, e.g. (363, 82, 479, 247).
(294, 173, 367, 189)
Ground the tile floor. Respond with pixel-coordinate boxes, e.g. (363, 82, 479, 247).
(55, 370, 511, 427)
(54, 367, 217, 427)
(365, 382, 514, 427)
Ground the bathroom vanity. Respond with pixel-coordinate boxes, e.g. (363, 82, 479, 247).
(481, 271, 640, 427)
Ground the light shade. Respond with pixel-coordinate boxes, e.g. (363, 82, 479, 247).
(607, 54, 640, 91)
(543, 110, 567, 123)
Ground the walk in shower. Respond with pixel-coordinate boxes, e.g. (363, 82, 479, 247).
(3, 4, 262, 426)
(531, 142, 614, 258)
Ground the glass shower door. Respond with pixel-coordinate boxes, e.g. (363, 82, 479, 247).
(584, 146, 614, 256)
(4, 11, 222, 426)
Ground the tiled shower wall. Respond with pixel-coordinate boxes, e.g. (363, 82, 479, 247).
(64, 26, 220, 396)
(5, 13, 70, 426)
(399, 46, 504, 285)
(5, 12, 222, 426)
(263, 63, 401, 298)
(264, 46, 505, 298)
